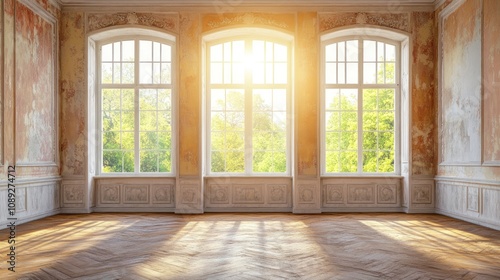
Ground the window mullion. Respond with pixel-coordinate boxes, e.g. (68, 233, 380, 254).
(134, 39, 140, 173)
(358, 39, 364, 173)
(244, 39, 253, 174)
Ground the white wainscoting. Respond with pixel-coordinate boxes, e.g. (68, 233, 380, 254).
(0, 177, 61, 228)
(94, 177, 176, 212)
(321, 177, 403, 212)
(435, 177, 500, 230)
(204, 177, 292, 212)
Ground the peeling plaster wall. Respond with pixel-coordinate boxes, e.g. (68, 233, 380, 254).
(436, 0, 500, 230)
(0, 0, 61, 228)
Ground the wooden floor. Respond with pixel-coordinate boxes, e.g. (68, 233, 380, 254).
(1, 213, 499, 279)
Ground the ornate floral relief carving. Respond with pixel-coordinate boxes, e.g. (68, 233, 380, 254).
(64, 184, 84, 204)
(87, 12, 178, 33)
(124, 185, 148, 203)
(210, 185, 230, 204)
(181, 186, 198, 204)
(348, 185, 374, 204)
(325, 184, 344, 204)
(299, 185, 315, 203)
(378, 184, 397, 204)
(203, 13, 293, 33)
(152, 184, 173, 204)
(101, 184, 120, 204)
(319, 12, 410, 33)
(412, 184, 432, 204)
(234, 185, 264, 204)
(268, 185, 287, 204)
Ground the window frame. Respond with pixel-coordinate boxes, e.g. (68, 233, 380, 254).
(204, 34, 293, 176)
(321, 35, 402, 176)
(95, 34, 177, 176)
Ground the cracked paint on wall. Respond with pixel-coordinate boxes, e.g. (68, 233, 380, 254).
(441, 0, 482, 164)
(14, 1, 56, 165)
(411, 11, 436, 175)
(60, 11, 86, 176)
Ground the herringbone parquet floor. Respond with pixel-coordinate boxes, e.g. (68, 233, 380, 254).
(1, 213, 499, 279)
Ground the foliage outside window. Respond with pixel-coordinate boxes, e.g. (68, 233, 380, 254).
(99, 39, 174, 173)
(323, 38, 399, 174)
(207, 38, 290, 175)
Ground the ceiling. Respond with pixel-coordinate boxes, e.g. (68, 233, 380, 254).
(55, 0, 441, 8)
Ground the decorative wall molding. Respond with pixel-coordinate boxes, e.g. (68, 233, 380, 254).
(202, 13, 294, 33)
(176, 178, 203, 213)
(205, 178, 292, 210)
(436, 180, 500, 231)
(86, 12, 179, 33)
(94, 178, 176, 211)
(319, 12, 411, 33)
(63, 184, 85, 204)
(293, 179, 321, 213)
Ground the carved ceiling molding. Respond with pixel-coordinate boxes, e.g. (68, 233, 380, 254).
(319, 12, 411, 33)
(86, 12, 178, 33)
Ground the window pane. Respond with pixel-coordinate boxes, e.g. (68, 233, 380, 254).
(122, 132, 134, 150)
(226, 112, 244, 131)
(340, 151, 357, 172)
(386, 44, 396, 62)
(140, 89, 157, 110)
(162, 44, 171, 62)
(340, 131, 357, 150)
(363, 151, 377, 172)
(253, 112, 272, 130)
(325, 112, 340, 131)
(377, 63, 385, 84)
(123, 151, 135, 172)
(226, 89, 245, 111)
(102, 89, 120, 110)
(226, 132, 244, 149)
(102, 112, 120, 131)
(122, 40, 134, 61)
(273, 131, 287, 150)
(273, 89, 287, 111)
(273, 112, 287, 131)
(363, 62, 376, 84)
(377, 42, 385, 61)
(232, 63, 244, 84)
(140, 131, 158, 149)
(362, 131, 377, 150)
(140, 62, 153, 84)
(385, 63, 395, 84)
(346, 63, 358, 84)
(325, 151, 340, 173)
(274, 43, 287, 62)
(159, 151, 171, 172)
(380, 132, 394, 150)
(211, 89, 225, 111)
(153, 42, 161, 61)
(253, 90, 272, 111)
(158, 111, 171, 131)
(140, 40, 152, 61)
(379, 151, 395, 172)
(101, 63, 112, 83)
(363, 89, 378, 110)
(153, 62, 161, 84)
(274, 63, 287, 84)
(224, 63, 231, 84)
(325, 132, 340, 150)
(362, 112, 377, 131)
(140, 151, 158, 172)
(325, 43, 337, 61)
(363, 40, 376, 61)
(253, 131, 272, 150)
(102, 44, 113, 62)
(103, 132, 120, 149)
(225, 151, 244, 172)
(338, 63, 345, 84)
(113, 42, 121, 61)
(211, 63, 223, 84)
(379, 112, 394, 131)
(122, 89, 134, 111)
(140, 111, 157, 131)
(158, 89, 172, 110)
(325, 63, 337, 84)
(253, 40, 265, 61)
(103, 151, 123, 173)
(232, 41, 245, 62)
(379, 89, 395, 110)
(122, 63, 134, 84)
(253, 62, 265, 84)
(340, 89, 357, 110)
(211, 151, 225, 172)
(211, 132, 225, 150)
(325, 89, 340, 110)
(113, 63, 121, 83)
(346, 40, 358, 62)
(338, 41, 345, 61)
(121, 111, 134, 131)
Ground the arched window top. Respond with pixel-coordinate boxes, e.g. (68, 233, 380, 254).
(321, 26, 409, 42)
(89, 26, 176, 42)
(203, 27, 293, 42)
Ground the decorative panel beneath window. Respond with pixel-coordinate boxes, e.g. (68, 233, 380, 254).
(205, 178, 292, 211)
(322, 177, 402, 211)
(94, 178, 175, 211)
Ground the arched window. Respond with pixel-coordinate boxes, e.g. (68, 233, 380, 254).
(321, 29, 408, 175)
(203, 28, 293, 175)
(90, 29, 176, 175)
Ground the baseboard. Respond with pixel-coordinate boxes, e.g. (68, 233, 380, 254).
(92, 207, 175, 213)
(436, 208, 500, 231)
(0, 209, 61, 228)
(323, 207, 406, 213)
(205, 207, 293, 213)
